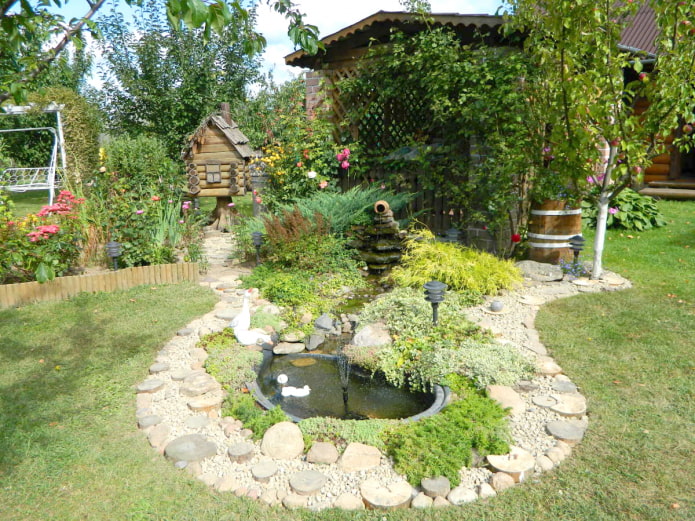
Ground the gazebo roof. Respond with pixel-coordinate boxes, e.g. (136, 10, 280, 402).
(285, 11, 507, 69)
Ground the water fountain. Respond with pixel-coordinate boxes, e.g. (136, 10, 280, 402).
(349, 200, 407, 274)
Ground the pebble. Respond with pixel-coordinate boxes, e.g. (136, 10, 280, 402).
(132, 231, 631, 511)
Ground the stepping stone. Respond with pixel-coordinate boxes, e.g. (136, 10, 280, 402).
(136, 379, 165, 393)
(165, 434, 217, 463)
(552, 380, 578, 393)
(282, 493, 308, 510)
(546, 419, 588, 444)
(252, 461, 278, 483)
(149, 362, 170, 374)
(272, 342, 305, 355)
(490, 472, 516, 492)
(516, 380, 539, 393)
(184, 416, 210, 429)
(537, 358, 563, 376)
(138, 415, 162, 429)
(177, 328, 194, 336)
(187, 394, 223, 412)
(545, 446, 566, 464)
(519, 295, 545, 306)
(227, 442, 255, 463)
(334, 493, 364, 510)
(180, 372, 221, 397)
(148, 424, 170, 451)
(338, 442, 382, 472)
(487, 446, 535, 482)
(421, 476, 451, 498)
(447, 486, 478, 505)
(289, 470, 327, 496)
(550, 393, 587, 417)
(306, 442, 339, 464)
(171, 369, 196, 381)
(261, 422, 304, 459)
(215, 309, 238, 321)
(411, 492, 433, 509)
(360, 478, 413, 510)
(532, 395, 558, 408)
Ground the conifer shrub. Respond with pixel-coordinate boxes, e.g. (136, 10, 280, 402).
(384, 391, 511, 486)
(200, 329, 262, 392)
(391, 229, 522, 295)
(223, 393, 288, 440)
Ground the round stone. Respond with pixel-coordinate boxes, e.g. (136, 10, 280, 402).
(411, 492, 433, 509)
(136, 379, 165, 393)
(489, 300, 504, 312)
(227, 442, 255, 464)
(306, 442, 339, 464)
(552, 380, 578, 393)
(180, 372, 221, 397)
(272, 342, 305, 355)
(137, 415, 162, 429)
(333, 493, 365, 510)
(486, 446, 535, 482)
(360, 478, 413, 510)
(282, 493, 307, 509)
(149, 362, 170, 374)
(289, 470, 328, 496)
(338, 442, 382, 472)
(536, 455, 554, 471)
(490, 472, 516, 492)
(261, 422, 304, 459)
(421, 476, 451, 498)
(546, 419, 588, 444)
(545, 446, 566, 464)
(164, 434, 217, 463)
(187, 394, 223, 412)
(447, 486, 478, 505)
(215, 309, 238, 320)
(251, 461, 278, 483)
(177, 328, 194, 336)
(478, 483, 497, 498)
(550, 393, 587, 417)
(532, 395, 558, 408)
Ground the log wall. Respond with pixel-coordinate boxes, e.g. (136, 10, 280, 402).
(0, 263, 199, 309)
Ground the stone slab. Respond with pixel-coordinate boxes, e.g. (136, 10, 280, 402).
(164, 434, 217, 463)
(289, 470, 328, 496)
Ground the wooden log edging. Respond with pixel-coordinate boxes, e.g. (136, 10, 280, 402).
(0, 263, 199, 309)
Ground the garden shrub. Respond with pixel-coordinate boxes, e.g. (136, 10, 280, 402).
(384, 391, 511, 486)
(200, 329, 262, 392)
(391, 229, 522, 295)
(298, 417, 397, 451)
(222, 393, 289, 440)
(582, 187, 667, 231)
(0, 189, 84, 283)
(456, 338, 535, 389)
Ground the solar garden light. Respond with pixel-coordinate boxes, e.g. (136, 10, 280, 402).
(105, 241, 122, 271)
(251, 231, 263, 266)
(569, 235, 586, 262)
(423, 280, 447, 326)
(445, 227, 460, 243)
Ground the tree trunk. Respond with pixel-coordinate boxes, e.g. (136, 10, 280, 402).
(210, 196, 237, 231)
(591, 193, 610, 280)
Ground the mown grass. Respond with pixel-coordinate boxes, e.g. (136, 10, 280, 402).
(0, 201, 693, 520)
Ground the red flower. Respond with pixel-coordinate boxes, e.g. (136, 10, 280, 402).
(511, 233, 522, 243)
(151, 195, 161, 201)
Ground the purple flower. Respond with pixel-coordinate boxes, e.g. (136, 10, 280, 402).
(608, 207, 619, 214)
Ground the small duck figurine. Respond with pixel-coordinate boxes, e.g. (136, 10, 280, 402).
(277, 374, 311, 397)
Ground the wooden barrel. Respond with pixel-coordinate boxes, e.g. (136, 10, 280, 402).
(528, 200, 582, 264)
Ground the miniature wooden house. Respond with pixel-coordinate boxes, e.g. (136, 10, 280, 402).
(181, 106, 256, 198)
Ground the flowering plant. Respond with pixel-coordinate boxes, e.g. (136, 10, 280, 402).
(0, 189, 84, 283)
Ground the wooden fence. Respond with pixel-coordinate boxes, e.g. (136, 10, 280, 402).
(0, 263, 199, 309)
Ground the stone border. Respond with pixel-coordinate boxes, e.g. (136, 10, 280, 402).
(134, 255, 631, 511)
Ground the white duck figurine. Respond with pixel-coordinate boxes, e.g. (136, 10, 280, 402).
(229, 288, 253, 330)
(277, 374, 311, 397)
(234, 327, 273, 346)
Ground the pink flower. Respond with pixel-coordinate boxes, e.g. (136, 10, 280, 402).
(342, 148, 350, 157)
(380, 183, 386, 190)
(255, 196, 262, 204)
(609, 207, 619, 214)
(319, 180, 328, 189)
(227, 202, 235, 207)
(296, 161, 303, 168)
(135, 209, 144, 215)
(168, 199, 173, 203)
(336, 152, 346, 162)
(341, 160, 350, 169)
(253, 190, 257, 195)
(179, 219, 185, 224)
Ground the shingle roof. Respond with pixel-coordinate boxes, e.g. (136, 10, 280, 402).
(620, 3, 658, 56)
(182, 114, 255, 160)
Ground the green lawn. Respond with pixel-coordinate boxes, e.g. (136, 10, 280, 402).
(0, 201, 692, 520)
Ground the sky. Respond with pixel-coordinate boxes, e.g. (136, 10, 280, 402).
(54, 0, 506, 88)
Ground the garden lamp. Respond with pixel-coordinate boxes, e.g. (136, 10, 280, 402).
(105, 241, 122, 271)
(569, 235, 585, 262)
(423, 280, 447, 326)
(445, 227, 460, 243)
(251, 231, 263, 266)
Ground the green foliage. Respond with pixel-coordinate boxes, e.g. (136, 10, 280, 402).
(248, 268, 318, 308)
(456, 338, 535, 389)
(384, 392, 511, 486)
(582, 188, 667, 231)
(298, 417, 397, 451)
(200, 329, 262, 392)
(222, 393, 289, 440)
(392, 229, 522, 295)
(0, 189, 84, 283)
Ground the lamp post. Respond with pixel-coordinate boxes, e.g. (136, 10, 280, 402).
(105, 241, 121, 271)
(251, 231, 263, 266)
(423, 280, 447, 325)
(569, 235, 585, 262)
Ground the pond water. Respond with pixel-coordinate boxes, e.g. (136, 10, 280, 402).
(255, 353, 437, 421)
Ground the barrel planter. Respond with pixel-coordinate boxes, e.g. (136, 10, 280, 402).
(528, 200, 582, 264)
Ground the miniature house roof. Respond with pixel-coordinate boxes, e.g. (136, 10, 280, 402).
(182, 113, 255, 160)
